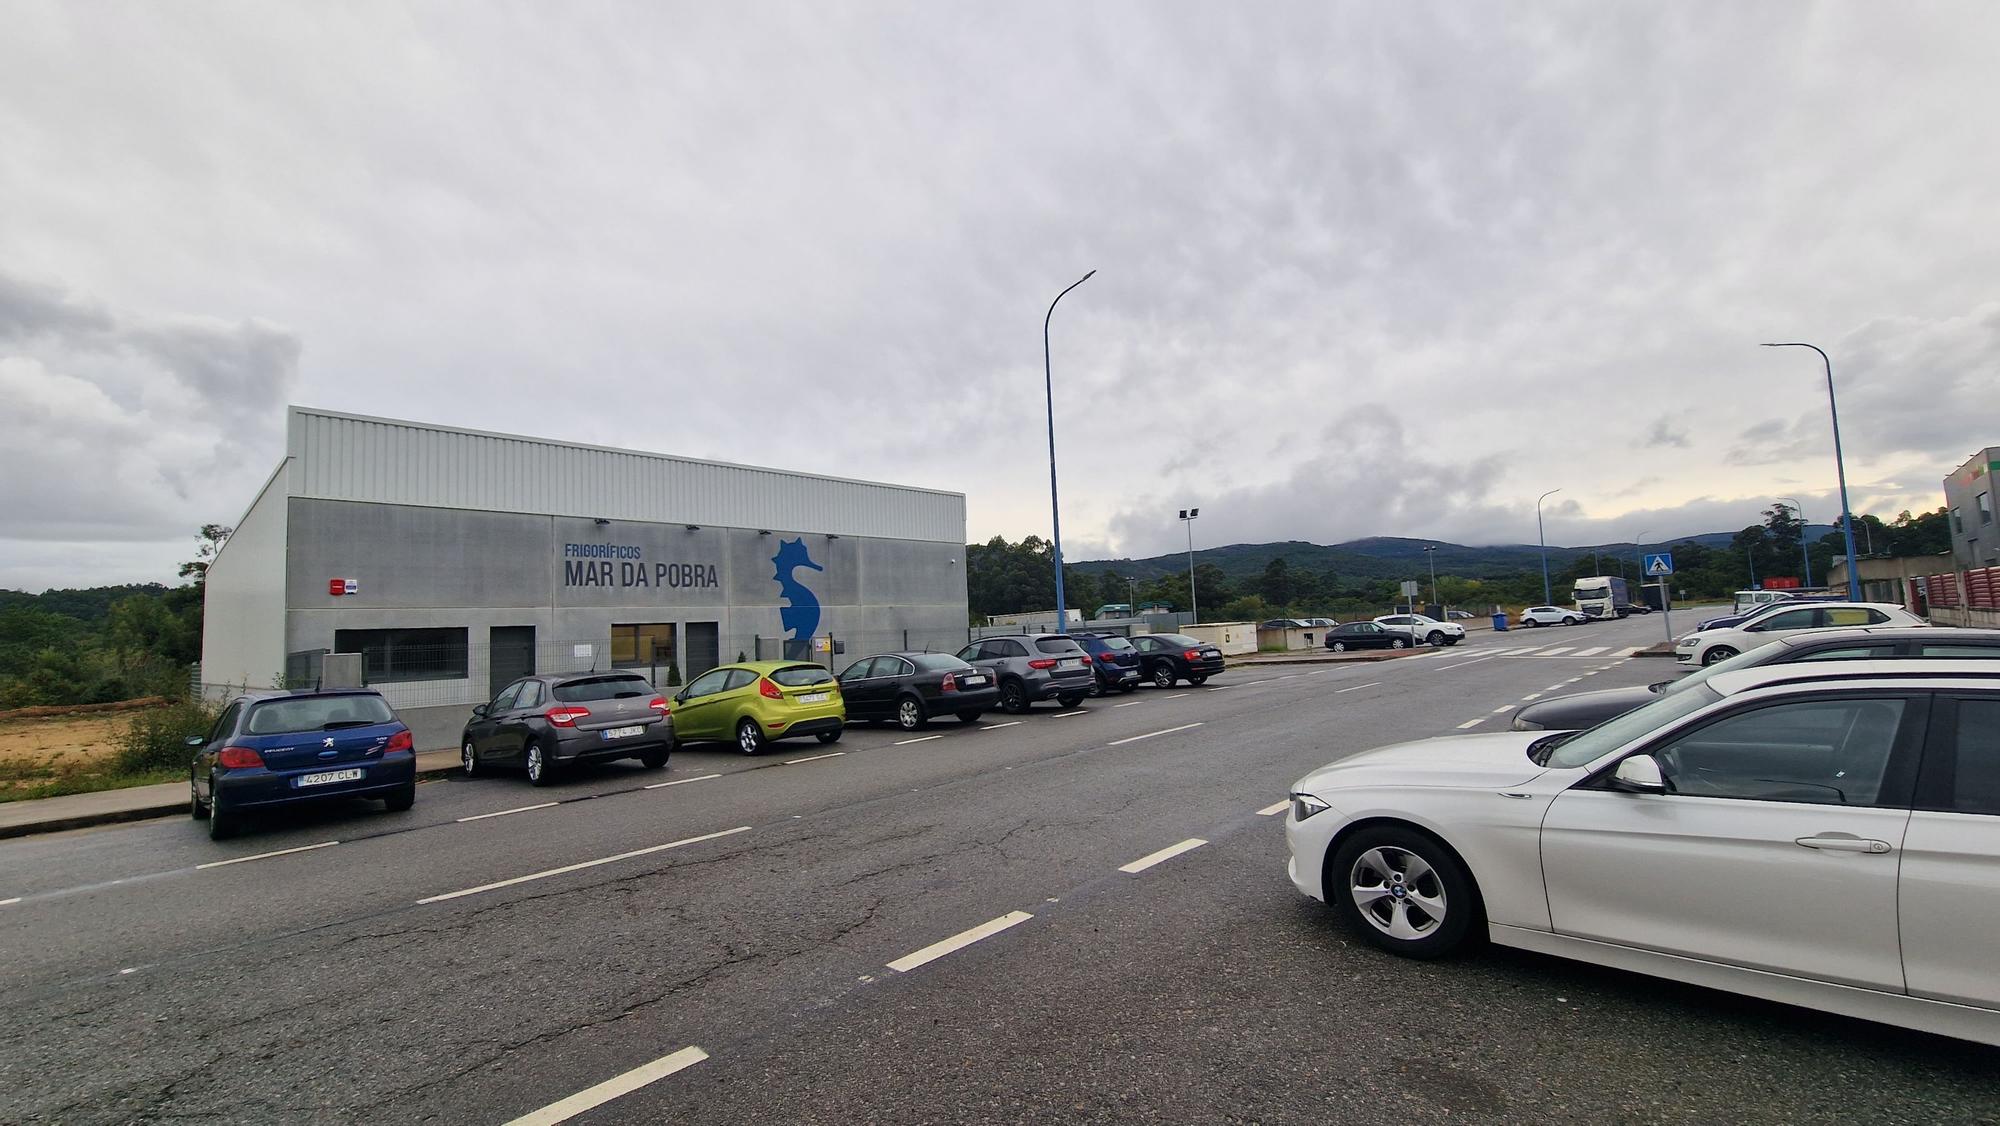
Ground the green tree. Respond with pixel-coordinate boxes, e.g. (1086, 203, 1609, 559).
(1256, 558, 1294, 608)
(177, 524, 233, 586)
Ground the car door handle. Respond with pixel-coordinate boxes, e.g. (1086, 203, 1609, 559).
(1795, 835, 1893, 854)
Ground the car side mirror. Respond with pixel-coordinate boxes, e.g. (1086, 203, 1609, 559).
(1611, 754, 1667, 794)
(471, 704, 490, 719)
(184, 735, 205, 747)
(674, 690, 689, 704)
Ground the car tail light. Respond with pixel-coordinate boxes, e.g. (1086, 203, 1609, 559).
(648, 696, 672, 716)
(941, 673, 959, 692)
(547, 706, 591, 728)
(1026, 658, 1058, 670)
(759, 678, 784, 700)
(1184, 649, 1202, 662)
(1096, 652, 1116, 663)
(216, 746, 263, 769)
(385, 730, 414, 754)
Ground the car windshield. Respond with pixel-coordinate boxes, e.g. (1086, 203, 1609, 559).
(1574, 586, 1609, 597)
(1035, 637, 1082, 654)
(245, 694, 395, 735)
(553, 675, 652, 702)
(1155, 634, 1203, 647)
(771, 665, 835, 687)
(1097, 636, 1134, 650)
(1535, 684, 1722, 769)
(910, 654, 969, 671)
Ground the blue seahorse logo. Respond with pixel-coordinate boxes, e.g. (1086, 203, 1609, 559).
(772, 537, 824, 641)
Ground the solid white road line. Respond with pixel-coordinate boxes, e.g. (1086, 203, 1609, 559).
(887, 910, 1035, 973)
(979, 721, 1022, 731)
(457, 802, 559, 823)
(893, 734, 945, 745)
(0, 897, 21, 907)
(1107, 722, 1204, 747)
(195, 841, 339, 870)
(1335, 682, 1380, 694)
(1119, 838, 1208, 873)
(1455, 718, 1486, 729)
(1257, 800, 1290, 816)
(503, 1046, 710, 1126)
(1111, 701, 1143, 708)
(645, 772, 721, 790)
(783, 751, 846, 764)
(1049, 710, 1089, 718)
(418, 826, 751, 905)
(1574, 646, 1609, 656)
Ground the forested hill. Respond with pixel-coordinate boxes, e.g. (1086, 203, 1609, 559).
(1063, 535, 1741, 584)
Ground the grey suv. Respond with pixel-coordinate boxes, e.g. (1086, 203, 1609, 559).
(461, 671, 673, 785)
(954, 634, 1094, 713)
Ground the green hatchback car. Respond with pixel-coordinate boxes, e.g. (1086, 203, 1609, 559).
(670, 661, 845, 754)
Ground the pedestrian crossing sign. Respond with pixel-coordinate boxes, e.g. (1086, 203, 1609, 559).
(1644, 552, 1674, 577)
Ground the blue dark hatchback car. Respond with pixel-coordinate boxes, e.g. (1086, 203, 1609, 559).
(188, 689, 417, 839)
(1072, 633, 1142, 695)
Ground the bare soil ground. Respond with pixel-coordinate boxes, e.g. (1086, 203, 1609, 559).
(0, 712, 147, 796)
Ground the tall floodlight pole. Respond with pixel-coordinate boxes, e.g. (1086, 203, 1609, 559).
(1632, 528, 1649, 589)
(1777, 497, 1812, 588)
(1043, 269, 1094, 625)
(1179, 508, 1201, 623)
(1536, 488, 1562, 604)
(1423, 545, 1439, 610)
(1763, 343, 1862, 600)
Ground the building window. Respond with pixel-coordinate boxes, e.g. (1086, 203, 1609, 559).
(1981, 492, 1993, 526)
(611, 623, 677, 673)
(334, 628, 470, 683)
(1955, 507, 1965, 534)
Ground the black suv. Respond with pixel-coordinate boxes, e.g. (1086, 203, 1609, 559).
(1072, 633, 1142, 695)
(1131, 633, 1226, 688)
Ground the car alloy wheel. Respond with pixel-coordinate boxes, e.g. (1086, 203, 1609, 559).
(816, 727, 842, 744)
(957, 711, 983, 724)
(1152, 665, 1176, 689)
(896, 697, 925, 731)
(206, 776, 233, 840)
(1426, 631, 1446, 647)
(1331, 641, 1348, 652)
(525, 741, 551, 786)
(189, 775, 209, 821)
(1524, 618, 1540, 627)
(1564, 617, 1580, 626)
(1702, 645, 1739, 666)
(640, 748, 669, 769)
(737, 718, 765, 755)
(1391, 638, 1408, 650)
(1349, 845, 1447, 941)
(461, 740, 478, 777)
(1000, 680, 1028, 714)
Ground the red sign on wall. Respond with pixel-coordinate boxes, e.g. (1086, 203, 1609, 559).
(1764, 576, 1802, 589)
(327, 578, 359, 596)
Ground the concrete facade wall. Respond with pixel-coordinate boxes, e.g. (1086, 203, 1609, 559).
(1944, 447, 2000, 569)
(1181, 622, 1259, 655)
(199, 462, 290, 694)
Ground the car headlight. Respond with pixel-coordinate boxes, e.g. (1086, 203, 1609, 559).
(1512, 716, 1545, 731)
(1290, 792, 1331, 821)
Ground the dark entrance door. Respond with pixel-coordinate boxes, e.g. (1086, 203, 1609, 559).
(489, 626, 536, 698)
(686, 622, 720, 679)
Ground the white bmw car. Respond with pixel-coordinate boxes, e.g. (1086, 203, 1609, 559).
(1674, 601, 1924, 666)
(1285, 661, 2000, 1046)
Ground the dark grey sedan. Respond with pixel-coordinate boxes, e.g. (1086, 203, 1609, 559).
(1512, 626, 2000, 731)
(462, 671, 673, 785)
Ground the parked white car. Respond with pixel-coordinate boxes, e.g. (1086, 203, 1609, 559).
(1373, 614, 1464, 647)
(1518, 605, 1583, 627)
(1675, 602, 1924, 666)
(1285, 661, 2000, 1047)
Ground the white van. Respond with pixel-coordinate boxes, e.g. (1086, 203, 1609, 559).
(1732, 589, 1799, 615)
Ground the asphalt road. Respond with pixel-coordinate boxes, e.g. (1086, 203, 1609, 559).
(4, 612, 1997, 1124)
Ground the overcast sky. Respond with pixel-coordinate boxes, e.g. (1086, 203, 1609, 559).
(4, 3, 1997, 592)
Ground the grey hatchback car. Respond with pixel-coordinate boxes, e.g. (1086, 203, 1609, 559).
(461, 671, 673, 785)
(953, 634, 1095, 714)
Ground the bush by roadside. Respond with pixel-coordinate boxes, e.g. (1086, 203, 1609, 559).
(115, 699, 219, 775)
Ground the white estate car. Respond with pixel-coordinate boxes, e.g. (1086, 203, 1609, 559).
(1374, 614, 1464, 647)
(1285, 661, 2000, 1046)
(1518, 605, 1584, 627)
(1676, 602, 1923, 666)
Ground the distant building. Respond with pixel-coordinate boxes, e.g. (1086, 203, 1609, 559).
(1944, 447, 2000, 569)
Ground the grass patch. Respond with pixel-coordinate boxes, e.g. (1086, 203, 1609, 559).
(0, 759, 182, 803)
(0, 699, 215, 804)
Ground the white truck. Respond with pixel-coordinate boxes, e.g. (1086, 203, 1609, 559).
(1571, 575, 1631, 619)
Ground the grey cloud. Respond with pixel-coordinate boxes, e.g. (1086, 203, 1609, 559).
(1644, 420, 1689, 449)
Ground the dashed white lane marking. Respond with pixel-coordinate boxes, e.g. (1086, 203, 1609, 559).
(195, 840, 340, 870)
(1206, 685, 1234, 691)
(1160, 693, 1189, 700)
(645, 772, 721, 790)
(893, 735, 944, 745)
(1562, 678, 1584, 685)
(1545, 684, 1568, 691)
(1522, 692, 1543, 700)
(457, 802, 559, 823)
(1119, 837, 1209, 873)
(783, 751, 846, 764)
(887, 910, 1035, 973)
(1273, 674, 1300, 680)
(417, 826, 751, 904)
(1111, 701, 1143, 708)
(979, 721, 1022, 730)
(1306, 670, 1328, 676)
(1455, 718, 1486, 729)
(1491, 705, 1516, 713)
(1574, 647, 1610, 657)
(1049, 710, 1089, 718)
(0, 897, 21, 907)
(1335, 682, 1381, 694)
(1107, 722, 1204, 747)
(503, 1045, 710, 1126)
(1257, 800, 1290, 816)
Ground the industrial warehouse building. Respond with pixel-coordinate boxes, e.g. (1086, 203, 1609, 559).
(201, 407, 969, 746)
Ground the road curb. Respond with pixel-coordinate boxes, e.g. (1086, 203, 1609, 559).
(0, 759, 465, 842)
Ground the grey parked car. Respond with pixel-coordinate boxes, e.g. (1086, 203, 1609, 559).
(953, 634, 1095, 714)
(461, 671, 673, 786)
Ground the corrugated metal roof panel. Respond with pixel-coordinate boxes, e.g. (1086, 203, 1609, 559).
(284, 406, 966, 543)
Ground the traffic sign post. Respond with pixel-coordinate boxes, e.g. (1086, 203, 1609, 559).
(1643, 553, 1675, 643)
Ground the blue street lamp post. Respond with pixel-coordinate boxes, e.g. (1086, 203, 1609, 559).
(1044, 270, 1095, 623)
(1536, 488, 1562, 605)
(1762, 343, 1862, 601)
